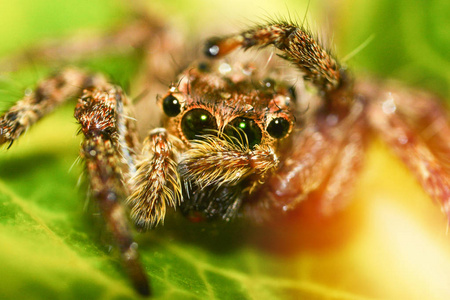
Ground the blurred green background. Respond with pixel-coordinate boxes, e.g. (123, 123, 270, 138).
(0, 0, 449, 299)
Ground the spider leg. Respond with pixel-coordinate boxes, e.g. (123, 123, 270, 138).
(366, 83, 450, 217)
(0, 20, 153, 72)
(204, 22, 347, 93)
(308, 109, 368, 215)
(205, 21, 369, 219)
(127, 128, 183, 230)
(75, 87, 149, 295)
(0, 4, 173, 72)
(0, 68, 109, 147)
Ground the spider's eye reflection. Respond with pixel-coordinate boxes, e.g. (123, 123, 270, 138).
(262, 78, 276, 89)
(267, 117, 290, 139)
(162, 94, 181, 117)
(224, 117, 262, 149)
(181, 109, 217, 141)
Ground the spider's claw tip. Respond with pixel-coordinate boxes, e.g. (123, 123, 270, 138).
(127, 261, 152, 296)
(136, 281, 151, 297)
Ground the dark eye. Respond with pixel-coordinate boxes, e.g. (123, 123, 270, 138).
(181, 109, 217, 141)
(162, 94, 181, 117)
(225, 117, 262, 149)
(267, 117, 290, 139)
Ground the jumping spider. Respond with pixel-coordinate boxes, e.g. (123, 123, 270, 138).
(1, 6, 449, 297)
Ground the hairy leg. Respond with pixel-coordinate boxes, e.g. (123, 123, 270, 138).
(0, 66, 148, 293)
(127, 128, 183, 229)
(75, 87, 149, 295)
(365, 82, 450, 216)
(0, 68, 108, 147)
(0, 6, 187, 135)
(204, 22, 346, 93)
(0, 4, 170, 72)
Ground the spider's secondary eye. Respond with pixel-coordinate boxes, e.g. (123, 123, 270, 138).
(267, 117, 290, 139)
(225, 117, 262, 149)
(162, 95, 181, 117)
(181, 109, 217, 140)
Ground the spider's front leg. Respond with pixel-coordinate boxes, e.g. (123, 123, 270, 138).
(127, 128, 183, 230)
(205, 22, 348, 95)
(74, 87, 150, 295)
(0, 68, 150, 294)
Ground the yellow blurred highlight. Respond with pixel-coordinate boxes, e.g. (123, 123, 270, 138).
(348, 140, 450, 299)
(253, 138, 450, 299)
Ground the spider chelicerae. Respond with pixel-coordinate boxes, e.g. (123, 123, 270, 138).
(0, 3, 449, 297)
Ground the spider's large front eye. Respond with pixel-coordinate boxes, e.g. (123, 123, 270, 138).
(267, 117, 290, 139)
(224, 117, 262, 149)
(181, 109, 217, 141)
(162, 94, 181, 117)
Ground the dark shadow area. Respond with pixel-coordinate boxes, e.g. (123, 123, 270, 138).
(248, 197, 364, 256)
(0, 151, 363, 265)
(0, 154, 362, 279)
(138, 212, 250, 254)
(137, 193, 364, 258)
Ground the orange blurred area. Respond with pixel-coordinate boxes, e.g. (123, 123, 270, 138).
(253, 139, 450, 299)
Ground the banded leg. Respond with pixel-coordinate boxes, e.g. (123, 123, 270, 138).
(366, 84, 450, 216)
(386, 86, 450, 172)
(75, 88, 149, 295)
(0, 68, 108, 147)
(127, 128, 183, 230)
(205, 22, 344, 92)
(0, 4, 168, 72)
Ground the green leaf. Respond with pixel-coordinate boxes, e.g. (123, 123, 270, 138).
(0, 0, 449, 299)
(337, 0, 450, 98)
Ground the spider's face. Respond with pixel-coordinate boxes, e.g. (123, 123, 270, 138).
(157, 59, 297, 220)
(159, 60, 296, 150)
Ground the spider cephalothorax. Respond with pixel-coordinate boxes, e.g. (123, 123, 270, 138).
(129, 60, 296, 226)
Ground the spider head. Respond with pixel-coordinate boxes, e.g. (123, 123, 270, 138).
(160, 60, 296, 148)
(158, 59, 297, 220)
